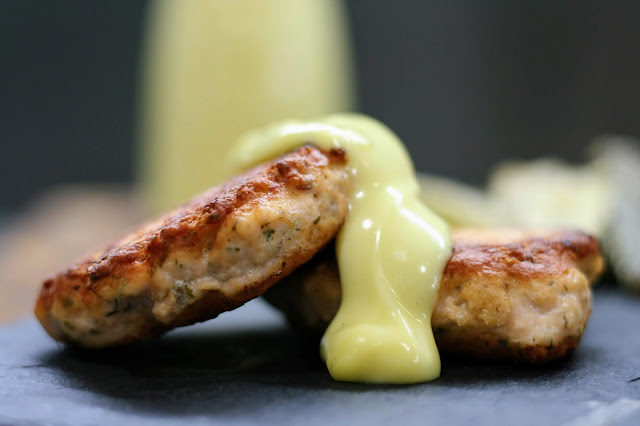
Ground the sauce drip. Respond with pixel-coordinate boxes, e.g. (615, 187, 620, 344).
(229, 114, 452, 383)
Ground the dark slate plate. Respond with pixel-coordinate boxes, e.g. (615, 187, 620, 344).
(1, 287, 639, 426)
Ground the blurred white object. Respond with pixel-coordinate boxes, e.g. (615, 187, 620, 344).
(592, 136, 640, 290)
(419, 158, 613, 237)
(419, 136, 640, 289)
(488, 158, 613, 237)
(417, 174, 512, 227)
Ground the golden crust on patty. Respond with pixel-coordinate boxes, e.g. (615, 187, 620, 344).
(35, 146, 350, 347)
(264, 228, 604, 363)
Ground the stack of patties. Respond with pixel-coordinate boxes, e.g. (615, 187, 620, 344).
(36, 145, 603, 366)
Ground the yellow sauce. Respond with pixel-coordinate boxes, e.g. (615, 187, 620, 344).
(229, 114, 452, 384)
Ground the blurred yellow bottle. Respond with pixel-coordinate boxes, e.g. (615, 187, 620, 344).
(138, 0, 354, 212)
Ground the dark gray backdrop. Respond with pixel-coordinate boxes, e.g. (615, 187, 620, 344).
(2, 1, 640, 211)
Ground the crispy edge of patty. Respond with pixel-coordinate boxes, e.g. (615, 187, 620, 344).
(264, 228, 604, 363)
(35, 146, 350, 347)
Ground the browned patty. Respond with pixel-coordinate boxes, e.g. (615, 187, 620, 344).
(35, 146, 350, 347)
(264, 228, 604, 363)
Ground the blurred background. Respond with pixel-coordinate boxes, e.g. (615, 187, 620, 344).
(1, 1, 639, 321)
(3, 0, 640, 212)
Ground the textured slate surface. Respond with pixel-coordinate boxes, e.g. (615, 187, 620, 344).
(1, 288, 640, 426)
